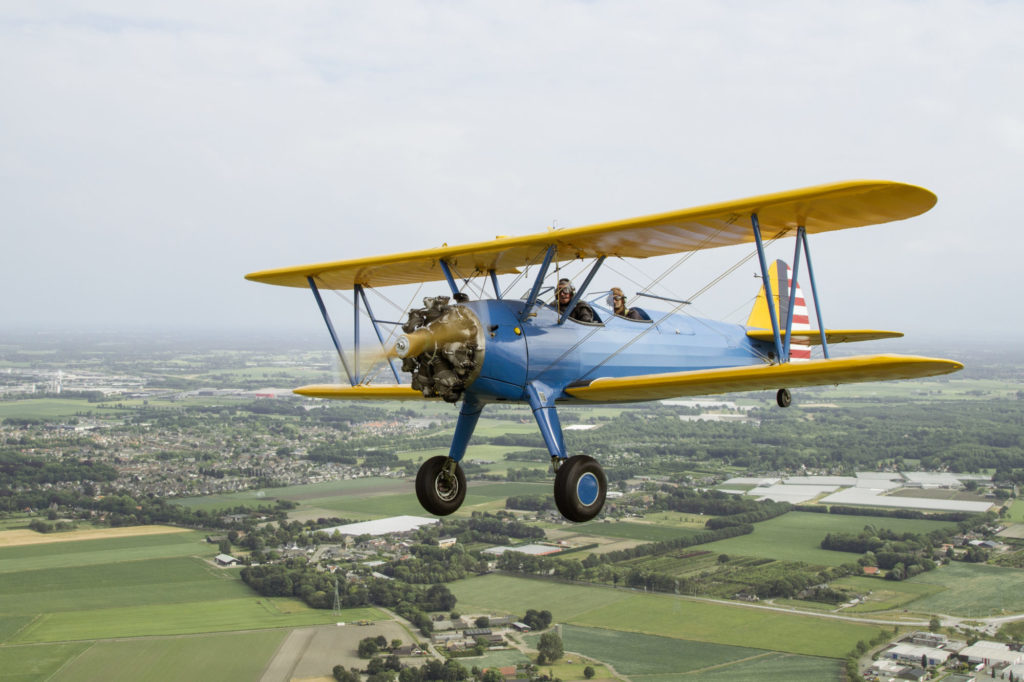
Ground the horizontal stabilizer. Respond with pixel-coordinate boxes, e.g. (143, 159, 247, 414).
(746, 329, 904, 345)
(293, 385, 433, 401)
(565, 354, 962, 403)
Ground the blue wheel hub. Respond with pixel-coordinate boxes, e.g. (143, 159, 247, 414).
(576, 472, 600, 507)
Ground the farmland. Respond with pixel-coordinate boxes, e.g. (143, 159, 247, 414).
(693, 511, 957, 566)
(558, 625, 841, 680)
(449, 573, 882, 658)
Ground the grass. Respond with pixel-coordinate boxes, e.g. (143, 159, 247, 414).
(1006, 499, 1024, 523)
(12, 598, 382, 643)
(0, 398, 129, 419)
(902, 562, 1024, 617)
(48, 630, 287, 682)
(450, 574, 880, 658)
(557, 624, 764, 674)
(0, 615, 35, 643)
(172, 477, 407, 509)
(558, 625, 841, 680)
(0, 557, 252, 615)
(570, 521, 703, 543)
(831, 576, 944, 613)
(0, 642, 91, 682)
(0, 530, 209, 574)
(694, 511, 956, 566)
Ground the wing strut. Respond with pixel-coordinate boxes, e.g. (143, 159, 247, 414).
(520, 245, 557, 321)
(799, 227, 831, 359)
(751, 215, 785, 362)
(355, 285, 401, 383)
(308, 276, 355, 386)
(488, 270, 502, 300)
(752, 222, 831, 363)
(558, 256, 606, 324)
(439, 260, 460, 297)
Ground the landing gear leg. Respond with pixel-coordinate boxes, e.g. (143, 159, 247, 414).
(777, 388, 792, 408)
(415, 394, 481, 517)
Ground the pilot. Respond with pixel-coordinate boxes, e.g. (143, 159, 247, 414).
(552, 278, 595, 323)
(609, 287, 644, 320)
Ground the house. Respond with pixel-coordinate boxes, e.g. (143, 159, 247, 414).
(863, 566, 880, 576)
(214, 554, 239, 567)
(885, 643, 951, 667)
(907, 631, 949, 648)
(511, 622, 532, 632)
(999, 663, 1024, 680)
(898, 668, 928, 681)
(959, 641, 1023, 668)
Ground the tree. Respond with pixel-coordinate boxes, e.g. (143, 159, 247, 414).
(537, 632, 563, 662)
(481, 670, 504, 682)
(583, 665, 596, 679)
(218, 538, 232, 555)
(717, 554, 730, 564)
(475, 616, 490, 628)
(358, 638, 379, 658)
(332, 665, 360, 682)
(929, 616, 941, 633)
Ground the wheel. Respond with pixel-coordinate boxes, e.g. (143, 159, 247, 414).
(415, 456, 466, 516)
(776, 388, 792, 408)
(553, 455, 607, 523)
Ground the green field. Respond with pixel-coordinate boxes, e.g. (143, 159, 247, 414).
(0, 398, 129, 419)
(303, 480, 552, 519)
(0, 557, 251, 615)
(902, 562, 1024, 617)
(0, 642, 91, 682)
(0, 531, 209, 574)
(1006, 500, 1024, 523)
(12, 597, 380, 643)
(831, 575, 944, 613)
(173, 477, 411, 511)
(52, 630, 287, 682)
(571, 521, 703, 543)
(450, 574, 880, 658)
(559, 625, 841, 681)
(694, 511, 956, 566)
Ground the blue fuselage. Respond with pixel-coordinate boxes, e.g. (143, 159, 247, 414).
(461, 299, 771, 404)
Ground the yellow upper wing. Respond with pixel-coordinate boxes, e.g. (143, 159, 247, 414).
(246, 180, 936, 290)
(565, 355, 962, 403)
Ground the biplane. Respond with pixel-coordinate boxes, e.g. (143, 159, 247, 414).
(246, 180, 963, 523)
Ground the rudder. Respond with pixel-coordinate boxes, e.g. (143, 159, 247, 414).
(746, 260, 812, 362)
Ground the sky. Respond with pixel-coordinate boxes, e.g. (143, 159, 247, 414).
(2, 1, 1021, 347)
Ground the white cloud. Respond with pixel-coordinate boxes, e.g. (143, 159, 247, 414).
(1, 0, 1021, 337)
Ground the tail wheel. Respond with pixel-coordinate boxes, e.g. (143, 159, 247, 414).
(553, 455, 607, 523)
(777, 388, 792, 408)
(415, 456, 466, 516)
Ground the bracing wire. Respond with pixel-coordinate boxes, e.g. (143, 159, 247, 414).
(574, 230, 787, 380)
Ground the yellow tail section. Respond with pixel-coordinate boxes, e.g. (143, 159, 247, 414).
(747, 260, 812, 361)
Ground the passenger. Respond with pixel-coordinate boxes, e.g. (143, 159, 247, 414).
(552, 278, 595, 323)
(609, 287, 644, 320)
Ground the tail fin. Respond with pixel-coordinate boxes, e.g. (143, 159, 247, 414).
(746, 260, 812, 362)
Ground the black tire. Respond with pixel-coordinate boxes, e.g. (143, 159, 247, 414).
(776, 388, 792, 408)
(415, 456, 466, 516)
(553, 455, 607, 523)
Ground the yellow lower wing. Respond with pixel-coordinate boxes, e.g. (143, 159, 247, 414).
(293, 385, 433, 400)
(565, 354, 962, 403)
(745, 329, 903, 345)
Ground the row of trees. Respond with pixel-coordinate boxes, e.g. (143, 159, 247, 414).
(241, 560, 456, 632)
